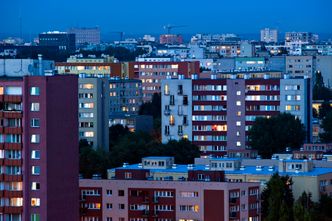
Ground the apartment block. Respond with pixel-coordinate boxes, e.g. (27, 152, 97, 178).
(79, 76, 109, 150)
(285, 32, 318, 55)
(161, 71, 312, 156)
(56, 57, 135, 79)
(80, 157, 260, 221)
(109, 78, 142, 115)
(286, 55, 314, 78)
(260, 28, 278, 43)
(134, 61, 199, 103)
(0, 75, 78, 221)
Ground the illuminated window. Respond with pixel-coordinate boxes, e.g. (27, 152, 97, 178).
(236, 121, 241, 126)
(31, 150, 40, 159)
(0, 87, 3, 95)
(236, 91, 241, 96)
(236, 101, 241, 106)
(31, 103, 40, 112)
(31, 198, 40, 207)
(237, 111, 241, 116)
(169, 115, 175, 125)
(79, 102, 94, 109)
(236, 141, 241, 147)
(80, 84, 94, 89)
(32, 182, 40, 190)
(30, 87, 40, 96)
(31, 118, 40, 128)
(31, 134, 40, 143)
(84, 132, 94, 137)
(10, 197, 23, 206)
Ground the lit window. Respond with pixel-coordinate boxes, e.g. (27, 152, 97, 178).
(31, 134, 40, 143)
(236, 121, 241, 126)
(169, 115, 175, 125)
(236, 141, 241, 146)
(236, 131, 240, 136)
(236, 91, 241, 96)
(84, 132, 94, 137)
(236, 101, 241, 106)
(31, 182, 40, 190)
(31, 150, 40, 159)
(237, 111, 241, 116)
(31, 103, 40, 112)
(30, 87, 40, 96)
(32, 166, 40, 175)
(31, 198, 40, 207)
(80, 84, 94, 89)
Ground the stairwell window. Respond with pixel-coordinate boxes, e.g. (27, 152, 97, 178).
(30, 87, 40, 96)
(31, 103, 40, 112)
(31, 134, 40, 143)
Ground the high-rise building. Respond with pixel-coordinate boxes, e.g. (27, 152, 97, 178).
(0, 75, 78, 221)
(80, 156, 261, 221)
(260, 28, 278, 43)
(68, 27, 101, 45)
(38, 31, 76, 53)
(79, 76, 110, 150)
(161, 71, 312, 156)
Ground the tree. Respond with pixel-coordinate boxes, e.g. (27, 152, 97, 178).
(261, 173, 294, 221)
(318, 100, 332, 119)
(313, 71, 332, 101)
(79, 140, 110, 178)
(109, 124, 129, 148)
(139, 93, 161, 119)
(249, 113, 306, 158)
(320, 111, 332, 142)
(293, 192, 314, 221)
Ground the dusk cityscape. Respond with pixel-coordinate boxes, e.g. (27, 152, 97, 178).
(1, 0, 332, 221)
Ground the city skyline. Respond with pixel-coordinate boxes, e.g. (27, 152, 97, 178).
(1, 0, 332, 39)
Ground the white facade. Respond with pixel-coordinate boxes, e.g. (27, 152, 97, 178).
(161, 76, 192, 143)
(260, 28, 278, 43)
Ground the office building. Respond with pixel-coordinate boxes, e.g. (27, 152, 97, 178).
(260, 28, 278, 43)
(68, 27, 101, 45)
(0, 75, 78, 221)
(134, 61, 200, 102)
(38, 31, 76, 52)
(161, 71, 312, 156)
(80, 156, 260, 221)
(79, 76, 109, 150)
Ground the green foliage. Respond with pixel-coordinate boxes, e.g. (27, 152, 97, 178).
(313, 71, 332, 101)
(109, 124, 129, 148)
(79, 140, 111, 179)
(139, 93, 161, 119)
(293, 192, 314, 221)
(318, 100, 332, 119)
(249, 113, 306, 158)
(319, 111, 332, 142)
(262, 173, 294, 221)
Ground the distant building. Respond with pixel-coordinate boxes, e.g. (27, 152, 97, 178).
(80, 156, 260, 221)
(316, 55, 332, 88)
(159, 34, 183, 45)
(234, 57, 265, 71)
(68, 27, 101, 45)
(285, 32, 318, 55)
(260, 28, 278, 43)
(79, 76, 109, 150)
(0, 75, 79, 221)
(109, 114, 153, 133)
(38, 31, 76, 52)
(239, 41, 254, 57)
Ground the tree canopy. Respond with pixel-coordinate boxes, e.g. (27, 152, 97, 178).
(261, 173, 294, 221)
(249, 113, 306, 158)
(313, 71, 332, 101)
(319, 111, 332, 142)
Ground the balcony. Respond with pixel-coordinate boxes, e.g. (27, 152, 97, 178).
(3, 112, 22, 119)
(4, 159, 22, 166)
(4, 143, 22, 150)
(4, 127, 22, 134)
(4, 190, 23, 198)
(229, 212, 238, 219)
(4, 95, 22, 103)
(3, 174, 23, 182)
(229, 197, 238, 204)
(4, 206, 23, 214)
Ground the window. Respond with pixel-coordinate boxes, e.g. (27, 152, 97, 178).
(107, 203, 113, 209)
(236, 91, 241, 96)
(107, 189, 112, 196)
(32, 182, 40, 190)
(107, 218, 112, 221)
(31, 198, 40, 207)
(170, 95, 175, 105)
(80, 83, 94, 89)
(31, 214, 40, 221)
(169, 115, 175, 125)
(30, 87, 40, 96)
(236, 141, 241, 147)
(32, 166, 40, 175)
(5, 86, 22, 95)
(183, 95, 188, 105)
(119, 204, 125, 209)
(31, 150, 40, 159)
(236, 121, 241, 126)
(31, 103, 40, 112)
(31, 134, 40, 143)
(236, 101, 241, 106)
(118, 190, 125, 196)
(31, 118, 40, 128)
(125, 172, 132, 179)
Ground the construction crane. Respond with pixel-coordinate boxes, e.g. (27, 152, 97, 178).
(109, 31, 125, 41)
(163, 25, 187, 34)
